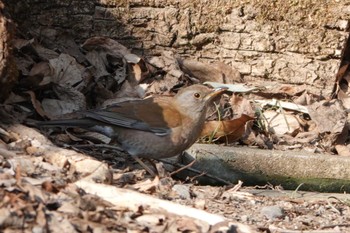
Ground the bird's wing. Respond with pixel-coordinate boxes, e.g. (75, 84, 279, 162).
(84, 97, 182, 136)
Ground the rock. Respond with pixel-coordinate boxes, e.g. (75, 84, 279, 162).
(261, 205, 284, 220)
(172, 184, 191, 200)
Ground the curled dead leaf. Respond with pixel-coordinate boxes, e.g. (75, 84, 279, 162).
(230, 94, 255, 119)
(178, 59, 241, 84)
(261, 110, 301, 136)
(26, 91, 50, 118)
(200, 114, 254, 142)
(82, 37, 130, 57)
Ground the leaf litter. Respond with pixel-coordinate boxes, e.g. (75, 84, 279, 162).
(0, 35, 350, 232)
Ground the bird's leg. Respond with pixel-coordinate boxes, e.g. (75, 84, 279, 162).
(132, 155, 157, 176)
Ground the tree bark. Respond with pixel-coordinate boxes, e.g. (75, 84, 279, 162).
(0, 1, 17, 102)
(7, 0, 350, 97)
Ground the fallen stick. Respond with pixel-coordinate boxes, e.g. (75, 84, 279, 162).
(75, 179, 257, 233)
(75, 179, 224, 225)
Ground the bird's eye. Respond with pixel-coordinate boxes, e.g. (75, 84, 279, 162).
(193, 93, 201, 98)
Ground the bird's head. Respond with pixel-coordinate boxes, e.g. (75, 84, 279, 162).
(174, 84, 227, 119)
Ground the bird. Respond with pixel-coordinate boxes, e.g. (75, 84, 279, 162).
(35, 84, 227, 174)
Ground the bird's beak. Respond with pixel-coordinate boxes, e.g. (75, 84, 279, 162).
(204, 87, 228, 101)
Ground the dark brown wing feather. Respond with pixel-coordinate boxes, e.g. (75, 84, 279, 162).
(84, 97, 182, 135)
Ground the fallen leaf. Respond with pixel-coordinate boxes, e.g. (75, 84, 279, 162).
(13, 38, 35, 50)
(178, 59, 241, 84)
(131, 176, 160, 193)
(28, 62, 54, 86)
(45, 85, 86, 116)
(26, 91, 50, 118)
(124, 53, 141, 64)
(212, 62, 242, 83)
(85, 50, 110, 78)
(32, 43, 59, 60)
(200, 114, 254, 141)
(262, 110, 301, 136)
(205, 81, 260, 93)
(82, 36, 130, 57)
(41, 98, 81, 117)
(307, 100, 346, 135)
(335, 144, 350, 156)
(255, 99, 309, 114)
(131, 63, 143, 83)
(49, 53, 84, 87)
(230, 94, 255, 119)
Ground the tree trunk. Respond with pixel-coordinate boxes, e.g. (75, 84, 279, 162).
(6, 0, 350, 97)
(0, 1, 17, 102)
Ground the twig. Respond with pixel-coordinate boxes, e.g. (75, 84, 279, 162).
(190, 171, 207, 183)
(289, 183, 304, 199)
(60, 143, 233, 183)
(320, 223, 350, 230)
(269, 225, 342, 233)
(64, 143, 156, 175)
(227, 180, 243, 192)
(159, 159, 233, 185)
(169, 159, 196, 176)
(326, 198, 341, 215)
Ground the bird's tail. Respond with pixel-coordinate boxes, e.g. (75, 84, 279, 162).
(26, 118, 97, 128)
(26, 118, 115, 138)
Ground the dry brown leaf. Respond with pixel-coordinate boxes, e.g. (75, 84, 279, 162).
(307, 100, 346, 135)
(82, 36, 130, 57)
(292, 91, 316, 106)
(40, 85, 86, 117)
(276, 84, 307, 96)
(147, 72, 180, 95)
(280, 132, 319, 145)
(262, 110, 301, 136)
(4, 92, 27, 104)
(49, 53, 85, 87)
(41, 180, 60, 193)
(178, 59, 242, 84)
(212, 62, 242, 83)
(336, 64, 350, 100)
(13, 38, 34, 50)
(113, 80, 142, 98)
(55, 33, 87, 63)
(307, 100, 347, 148)
(335, 144, 350, 156)
(32, 43, 60, 60)
(252, 82, 308, 99)
(131, 176, 160, 193)
(335, 64, 350, 99)
(130, 63, 143, 83)
(26, 91, 50, 118)
(29, 62, 52, 77)
(41, 98, 80, 117)
(85, 50, 110, 78)
(230, 94, 255, 119)
(19, 62, 54, 88)
(128, 58, 152, 84)
(200, 114, 254, 141)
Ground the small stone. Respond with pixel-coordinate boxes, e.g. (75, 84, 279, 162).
(261, 205, 284, 220)
(194, 199, 206, 210)
(240, 215, 249, 222)
(172, 184, 191, 199)
(32, 226, 44, 233)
